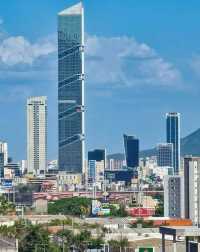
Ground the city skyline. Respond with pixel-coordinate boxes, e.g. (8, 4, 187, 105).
(1, 1, 200, 160)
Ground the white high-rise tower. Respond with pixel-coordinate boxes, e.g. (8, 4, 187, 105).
(27, 96, 47, 176)
(0, 141, 8, 165)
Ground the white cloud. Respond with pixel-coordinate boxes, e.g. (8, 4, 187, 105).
(85, 35, 181, 87)
(0, 35, 56, 66)
(0, 31, 181, 90)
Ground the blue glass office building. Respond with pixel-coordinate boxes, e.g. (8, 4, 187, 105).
(58, 3, 85, 173)
(123, 134, 139, 169)
(166, 112, 180, 174)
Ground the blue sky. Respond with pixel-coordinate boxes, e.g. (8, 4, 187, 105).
(0, 0, 200, 161)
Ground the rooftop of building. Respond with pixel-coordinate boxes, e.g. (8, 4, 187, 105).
(58, 2, 83, 16)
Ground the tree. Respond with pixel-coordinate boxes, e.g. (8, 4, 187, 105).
(88, 237, 104, 250)
(108, 238, 129, 252)
(0, 195, 15, 215)
(48, 197, 92, 216)
(72, 230, 91, 251)
(18, 224, 59, 252)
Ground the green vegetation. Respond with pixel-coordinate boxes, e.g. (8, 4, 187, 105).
(108, 238, 129, 251)
(155, 203, 164, 216)
(19, 224, 55, 252)
(153, 194, 164, 217)
(0, 220, 104, 252)
(129, 218, 154, 228)
(0, 220, 58, 252)
(109, 204, 128, 217)
(57, 229, 104, 251)
(48, 197, 92, 216)
(0, 195, 15, 215)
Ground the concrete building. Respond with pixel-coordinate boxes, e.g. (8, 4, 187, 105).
(166, 112, 180, 174)
(107, 159, 125, 170)
(184, 157, 200, 226)
(88, 149, 106, 189)
(27, 96, 47, 176)
(57, 171, 82, 191)
(164, 175, 184, 218)
(0, 141, 8, 166)
(58, 3, 85, 173)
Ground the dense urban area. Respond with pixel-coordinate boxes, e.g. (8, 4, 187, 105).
(0, 2, 200, 252)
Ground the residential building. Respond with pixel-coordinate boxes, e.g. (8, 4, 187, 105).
(27, 96, 47, 176)
(164, 175, 184, 218)
(166, 112, 180, 174)
(184, 157, 200, 226)
(4, 163, 21, 178)
(58, 2, 85, 173)
(0, 141, 8, 166)
(88, 149, 106, 187)
(0, 153, 4, 178)
(57, 171, 82, 191)
(107, 159, 125, 170)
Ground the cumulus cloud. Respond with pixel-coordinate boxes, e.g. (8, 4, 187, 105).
(0, 30, 181, 91)
(85, 35, 181, 87)
(0, 35, 56, 66)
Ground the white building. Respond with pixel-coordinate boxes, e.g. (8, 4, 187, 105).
(0, 141, 8, 165)
(27, 96, 47, 176)
(164, 175, 184, 218)
(184, 157, 200, 226)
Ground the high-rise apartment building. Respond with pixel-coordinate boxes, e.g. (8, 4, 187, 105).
(166, 112, 180, 174)
(27, 96, 47, 176)
(0, 141, 8, 166)
(157, 143, 173, 168)
(123, 134, 139, 169)
(164, 175, 184, 218)
(184, 157, 200, 226)
(58, 3, 85, 173)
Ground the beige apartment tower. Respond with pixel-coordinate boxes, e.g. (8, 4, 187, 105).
(27, 96, 47, 176)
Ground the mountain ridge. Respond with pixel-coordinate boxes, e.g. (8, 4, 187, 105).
(107, 128, 200, 159)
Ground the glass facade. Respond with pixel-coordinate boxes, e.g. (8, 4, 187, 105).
(58, 3, 85, 173)
(157, 143, 173, 168)
(88, 149, 106, 164)
(123, 134, 139, 169)
(166, 112, 180, 174)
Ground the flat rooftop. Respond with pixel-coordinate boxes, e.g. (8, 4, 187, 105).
(160, 226, 200, 236)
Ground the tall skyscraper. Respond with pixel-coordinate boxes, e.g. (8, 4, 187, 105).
(123, 134, 139, 169)
(166, 112, 180, 174)
(157, 143, 173, 168)
(184, 157, 200, 226)
(58, 3, 85, 173)
(27, 96, 47, 176)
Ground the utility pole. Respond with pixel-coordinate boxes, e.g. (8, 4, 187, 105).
(62, 221, 65, 252)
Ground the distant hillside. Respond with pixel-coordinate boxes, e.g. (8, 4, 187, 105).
(107, 153, 125, 160)
(108, 128, 200, 159)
